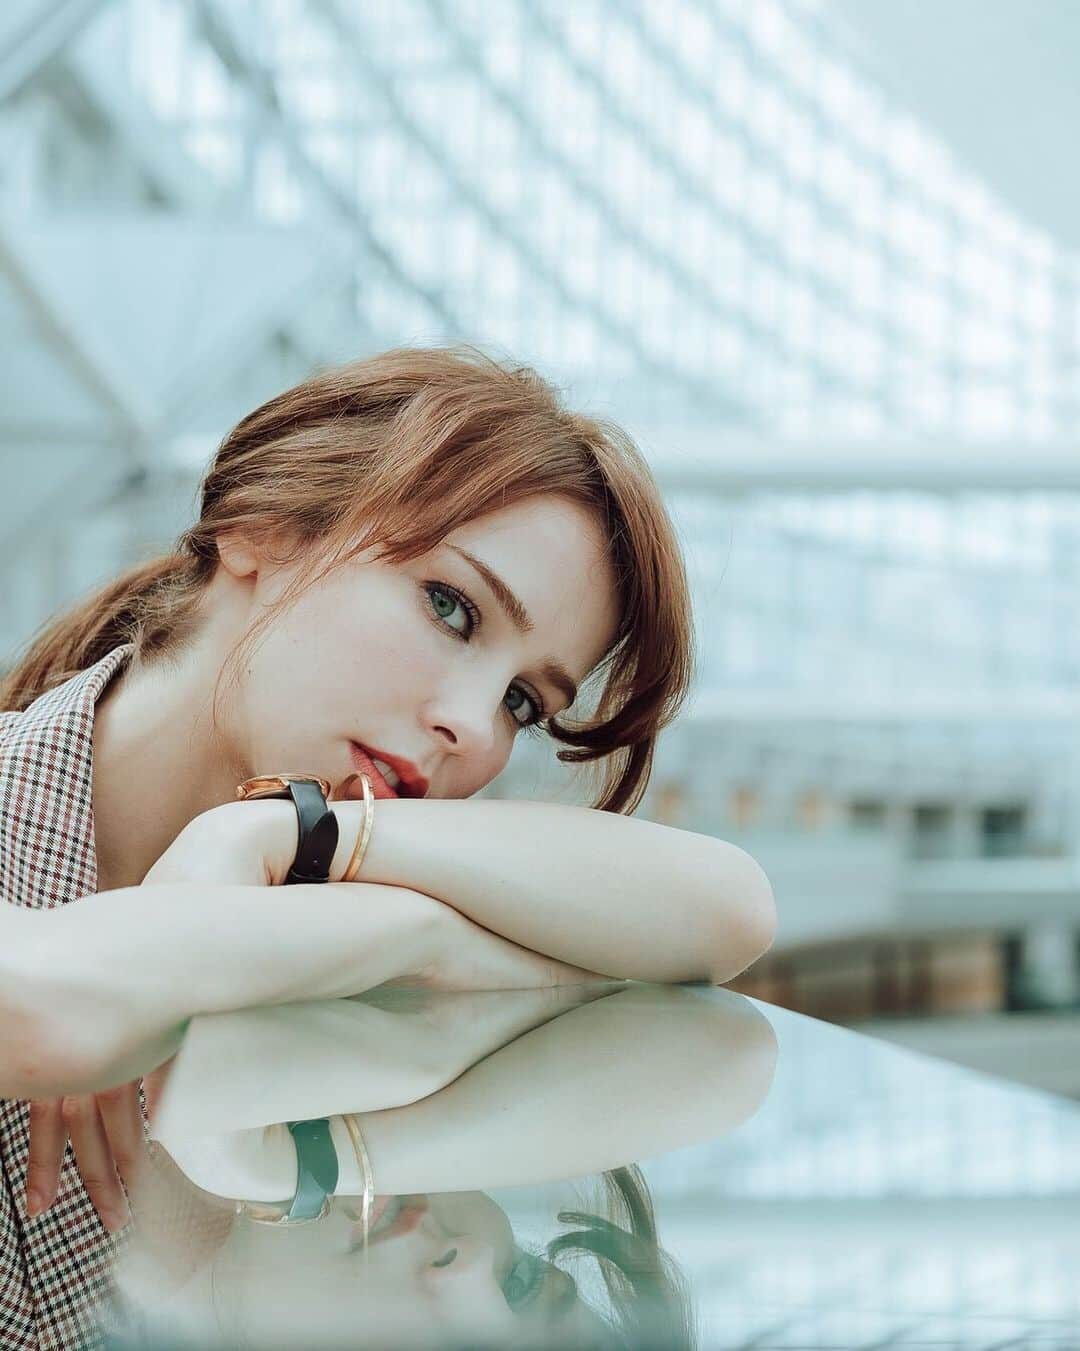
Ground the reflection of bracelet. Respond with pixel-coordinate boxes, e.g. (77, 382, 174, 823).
(237, 1114, 372, 1230)
(238, 1118, 338, 1226)
(342, 1113, 376, 1247)
(340, 774, 375, 883)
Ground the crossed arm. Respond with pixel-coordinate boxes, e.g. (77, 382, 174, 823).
(4, 794, 774, 1099)
(4, 796, 773, 1228)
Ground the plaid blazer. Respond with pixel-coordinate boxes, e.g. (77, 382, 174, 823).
(0, 645, 136, 1350)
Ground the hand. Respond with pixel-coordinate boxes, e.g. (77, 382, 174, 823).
(25, 1057, 176, 1232)
(141, 799, 298, 888)
(143, 798, 368, 889)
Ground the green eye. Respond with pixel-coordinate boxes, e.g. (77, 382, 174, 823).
(502, 1248, 545, 1309)
(425, 582, 476, 637)
(505, 685, 540, 727)
(425, 581, 545, 730)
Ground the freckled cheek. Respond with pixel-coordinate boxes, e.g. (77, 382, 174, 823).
(462, 741, 513, 798)
(335, 607, 441, 694)
(417, 1256, 516, 1324)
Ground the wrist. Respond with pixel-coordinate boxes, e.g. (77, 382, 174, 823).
(325, 803, 368, 883)
(227, 800, 298, 886)
(327, 794, 413, 885)
(237, 791, 404, 888)
(349, 795, 416, 888)
(235, 798, 376, 887)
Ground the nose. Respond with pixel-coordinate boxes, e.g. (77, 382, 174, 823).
(424, 682, 502, 759)
(428, 1234, 501, 1283)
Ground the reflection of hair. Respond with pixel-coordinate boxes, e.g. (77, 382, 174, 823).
(549, 1165, 695, 1351)
(0, 345, 694, 812)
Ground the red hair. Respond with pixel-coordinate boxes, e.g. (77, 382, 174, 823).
(1, 346, 694, 813)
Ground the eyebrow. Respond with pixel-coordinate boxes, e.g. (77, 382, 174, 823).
(445, 544, 579, 709)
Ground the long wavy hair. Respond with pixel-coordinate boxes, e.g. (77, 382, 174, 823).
(0, 345, 694, 813)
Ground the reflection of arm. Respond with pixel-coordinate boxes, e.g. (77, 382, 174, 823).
(153, 985, 614, 1138)
(340, 986, 777, 1194)
(155, 988, 775, 1205)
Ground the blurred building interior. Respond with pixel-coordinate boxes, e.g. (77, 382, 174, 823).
(3, 0, 1080, 1094)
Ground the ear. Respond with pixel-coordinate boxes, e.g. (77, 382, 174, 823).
(216, 530, 262, 581)
(217, 526, 308, 582)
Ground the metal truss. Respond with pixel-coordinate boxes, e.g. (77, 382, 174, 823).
(297, 0, 743, 415)
(0, 0, 109, 101)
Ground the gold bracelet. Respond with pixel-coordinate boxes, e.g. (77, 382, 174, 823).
(237, 1195, 331, 1226)
(341, 1112, 375, 1249)
(341, 773, 374, 883)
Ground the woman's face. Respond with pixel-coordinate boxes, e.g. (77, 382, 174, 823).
(200, 1191, 611, 1348)
(218, 496, 620, 800)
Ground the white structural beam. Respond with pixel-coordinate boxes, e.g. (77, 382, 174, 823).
(687, 689, 1080, 723)
(640, 430, 1080, 494)
(0, 213, 153, 445)
(901, 858, 1080, 928)
(0, 0, 108, 101)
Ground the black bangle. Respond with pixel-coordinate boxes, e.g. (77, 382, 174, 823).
(281, 778, 339, 885)
(284, 1118, 339, 1221)
(235, 775, 340, 885)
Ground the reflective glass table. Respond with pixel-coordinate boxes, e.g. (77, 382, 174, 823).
(96, 983, 1080, 1350)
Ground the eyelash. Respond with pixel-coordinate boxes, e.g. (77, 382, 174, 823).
(422, 581, 547, 733)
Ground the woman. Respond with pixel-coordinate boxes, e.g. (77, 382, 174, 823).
(0, 346, 775, 1348)
(102, 983, 777, 1349)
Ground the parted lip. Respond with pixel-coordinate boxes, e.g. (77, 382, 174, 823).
(350, 742, 429, 799)
(349, 1196, 428, 1250)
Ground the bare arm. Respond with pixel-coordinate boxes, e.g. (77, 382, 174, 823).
(10, 881, 437, 1099)
(250, 795, 776, 984)
(359, 797, 776, 984)
(151, 986, 614, 1138)
(5, 806, 598, 1099)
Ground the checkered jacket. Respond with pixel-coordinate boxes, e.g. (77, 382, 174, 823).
(0, 645, 136, 1350)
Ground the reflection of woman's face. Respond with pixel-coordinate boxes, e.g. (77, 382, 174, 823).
(204, 1191, 611, 1349)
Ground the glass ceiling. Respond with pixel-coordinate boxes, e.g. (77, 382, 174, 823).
(127, 0, 1080, 438)
(4, 0, 1080, 789)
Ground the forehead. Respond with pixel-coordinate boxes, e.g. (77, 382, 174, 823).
(449, 496, 602, 557)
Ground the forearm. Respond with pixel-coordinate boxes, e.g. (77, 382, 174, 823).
(362, 798, 776, 983)
(152, 986, 609, 1138)
(21, 881, 436, 1095)
(338, 986, 778, 1195)
(162, 985, 776, 1204)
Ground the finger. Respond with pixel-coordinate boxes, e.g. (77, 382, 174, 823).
(62, 1096, 129, 1233)
(25, 1098, 68, 1215)
(94, 1081, 149, 1194)
(142, 1055, 179, 1125)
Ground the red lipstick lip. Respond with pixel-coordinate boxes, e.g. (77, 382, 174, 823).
(350, 1196, 428, 1248)
(345, 1194, 391, 1245)
(350, 742, 429, 799)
